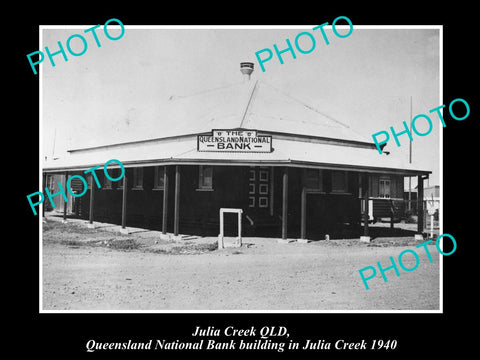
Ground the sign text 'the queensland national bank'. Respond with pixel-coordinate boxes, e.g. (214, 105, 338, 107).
(198, 130, 273, 153)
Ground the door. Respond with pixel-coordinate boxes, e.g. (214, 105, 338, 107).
(248, 166, 270, 211)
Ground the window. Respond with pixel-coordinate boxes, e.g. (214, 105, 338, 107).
(117, 177, 124, 190)
(379, 177, 391, 198)
(153, 166, 165, 190)
(258, 197, 268, 208)
(259, 183, 268, 195)
(103, 174, 112, 190)
(113, 169, 124, 190)
(305, 169, 323, 191)
(259, 169, 269, 182)
(133, 168, 144, 190)
(331, 171, 349, 193)
(86, 174, 93, 190)
(198, 165, 213, 190)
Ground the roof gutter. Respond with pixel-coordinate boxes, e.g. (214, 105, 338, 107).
(43, 158, 431, 177)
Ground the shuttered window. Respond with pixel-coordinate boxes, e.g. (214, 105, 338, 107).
(331, 171, 348, 193)
(133, 168, 143, 190)
(305, 169, 323, 191)
(153, 166, 165, 190)
(103, 175, 112, 190)
(198, 165, 213, 190)
(379, 177, 391, 198)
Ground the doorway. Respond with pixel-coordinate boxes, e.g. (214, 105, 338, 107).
(248, 166, 270, 210)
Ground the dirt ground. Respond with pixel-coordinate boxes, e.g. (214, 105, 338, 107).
(41, 218, 440, 311)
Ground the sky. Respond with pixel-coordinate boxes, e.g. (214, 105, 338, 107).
(41, 25, 441, 186)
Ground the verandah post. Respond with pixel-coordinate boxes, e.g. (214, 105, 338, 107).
(417, 175, 424, 235)
(42, 173, 47, 218)
(300, 185, 307, 240)
(89, 174, 95, 225)
(63, 171, 69, 222)
(121, 171, 127, 229)
(363, 173, 369, 238)
(174, 165, 180, 237)
(162, 165, 169, 235)
(282, 167, 288, 240)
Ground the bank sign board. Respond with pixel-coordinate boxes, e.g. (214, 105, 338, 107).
(197, 129, 273, 153)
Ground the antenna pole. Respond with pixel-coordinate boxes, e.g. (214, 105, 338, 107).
(408, 96, 412, 212)
(409, 96, 412, 164)
(51, 128, 57, 160)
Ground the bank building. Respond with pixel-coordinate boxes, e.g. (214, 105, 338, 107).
(43, 62, 430, 242)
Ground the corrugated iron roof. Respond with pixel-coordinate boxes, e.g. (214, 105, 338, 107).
(67, 80, 371, 152)
(43, 79, 429, 175)
(242, 81, 369, 143)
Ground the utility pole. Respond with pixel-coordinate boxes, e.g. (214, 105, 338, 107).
(51, 128, 57, 160)
(408, 96, 412, 212)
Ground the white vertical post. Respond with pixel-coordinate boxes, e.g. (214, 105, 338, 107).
(218, 208, 242, 249)
(237, 211, 242, 246)
(430, 215, 434, 238)
(218, 209, 225, 249)
(220, 210, 224, 237)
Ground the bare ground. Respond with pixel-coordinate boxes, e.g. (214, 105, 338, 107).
(41, 219, 440, 311)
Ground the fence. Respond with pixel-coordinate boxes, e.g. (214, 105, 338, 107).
(373, 198, 439, 233)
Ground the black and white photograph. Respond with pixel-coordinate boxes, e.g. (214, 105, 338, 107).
(39, 25, 441, 312)
(15, 5, 476, 357)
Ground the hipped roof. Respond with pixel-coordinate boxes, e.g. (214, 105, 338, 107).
(43, 80, 430, 176)
(153, 80, 370, 144)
